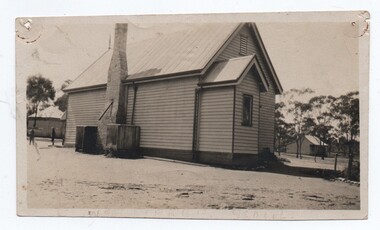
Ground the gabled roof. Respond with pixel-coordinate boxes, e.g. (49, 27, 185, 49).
(64, 49, 113, 91)
(249, 23, 283, 94)
(28, 106, 64, 119)
(64, 23, 283, 94)
(305, 135, 327, 146)
(127, 23, 239, 81)
(201, 55, 270, 91)
(65, 23, 239, 92)
(202, 55, 254, 84)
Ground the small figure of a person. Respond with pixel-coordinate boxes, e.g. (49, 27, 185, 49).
(29, 128, 35, 145)
(51, 128, 56, 146)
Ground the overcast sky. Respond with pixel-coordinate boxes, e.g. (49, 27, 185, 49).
(16, 19, 359, 98)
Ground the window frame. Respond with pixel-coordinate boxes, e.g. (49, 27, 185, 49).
(242, 94, 253, 127)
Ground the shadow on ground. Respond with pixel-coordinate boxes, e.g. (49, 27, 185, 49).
(258, 161, 341, 179)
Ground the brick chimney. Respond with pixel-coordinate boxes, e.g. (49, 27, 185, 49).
(98, 23, 128, 149)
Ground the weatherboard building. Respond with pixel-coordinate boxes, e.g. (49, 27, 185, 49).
(63, 22, 283, 166)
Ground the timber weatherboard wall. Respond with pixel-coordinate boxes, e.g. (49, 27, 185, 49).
(63, 23, 281, 164)
(198, 86, 234, 153)
(234, 73, 260, 154)
(65, 88, 106, 145)
(258, 82, 276, 152)
(250, 26, 277, 152)
(126, 77, 198, 150)
(218, 23, 277, 152)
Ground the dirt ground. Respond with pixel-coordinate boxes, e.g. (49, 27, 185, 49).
(26, 139, 360, 210)
(278, 152, 351, 172)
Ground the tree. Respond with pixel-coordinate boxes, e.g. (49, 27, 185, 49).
(26, 74, 56, 127)
(275, 102, 294, 155)
(331, 91, 359, 180)
(285, 88, 314, 159)
(308, 95, 336, 159)
(54, 79, 72, 112)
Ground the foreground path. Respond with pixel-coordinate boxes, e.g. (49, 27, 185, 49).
(27, 140, 360, 210)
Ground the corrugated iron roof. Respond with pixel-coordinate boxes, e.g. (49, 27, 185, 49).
(65, 49, 113, 91)
(202, 55, 254, 84)
(127, 23, 239, 80)
(29, 106, 64, 119)
(61, 111, 67, 120)
(65, 23, 239, 91)
(305, 135, 327, 146)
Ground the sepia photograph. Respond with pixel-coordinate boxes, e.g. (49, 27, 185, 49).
(15, 12, 369, 219)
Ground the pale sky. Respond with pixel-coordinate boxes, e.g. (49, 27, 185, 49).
(16, 19, 359, 98)
(258, 22, 359, 97)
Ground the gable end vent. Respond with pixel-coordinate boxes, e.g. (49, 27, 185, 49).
(239, 35, 248, 56)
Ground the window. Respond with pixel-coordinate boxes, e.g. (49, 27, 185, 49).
(239, 35, 248, 55)
(242, 94, 253, 126)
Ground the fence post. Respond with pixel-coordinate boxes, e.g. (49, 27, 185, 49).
(334, 153, 338, 173)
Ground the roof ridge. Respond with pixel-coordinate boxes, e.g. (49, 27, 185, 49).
(65, 23, 244, 91)
(128, 23, 240, 48)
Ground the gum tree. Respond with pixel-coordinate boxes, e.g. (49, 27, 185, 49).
(285, 88, 314, 159)
(275, 102, 294, 155)
(331, 91, 359, 179)
(308, 95, 336, 159)
(26, 74, 56, 127)
(54, 79, 72, 112)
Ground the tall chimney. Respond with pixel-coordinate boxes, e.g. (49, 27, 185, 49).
(98, 23, 128, 148)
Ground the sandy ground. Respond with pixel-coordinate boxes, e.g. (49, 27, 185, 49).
(278, 152, 350, 171)
(27, 139, 360, 210)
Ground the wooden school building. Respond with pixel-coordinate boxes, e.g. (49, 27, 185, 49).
(63, 22, 283, 166)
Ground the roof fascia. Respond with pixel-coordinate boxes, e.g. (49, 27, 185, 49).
(63, 49, 111, 93)
(235, 56, 269, 92)
(249, 23, 284, 94)
(65, 84, 106, 94)
(124, 71, 200, 85)
(200, 23, 245, 76)
(200, 81, 236, 89)
(200, 55, 269, 91)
